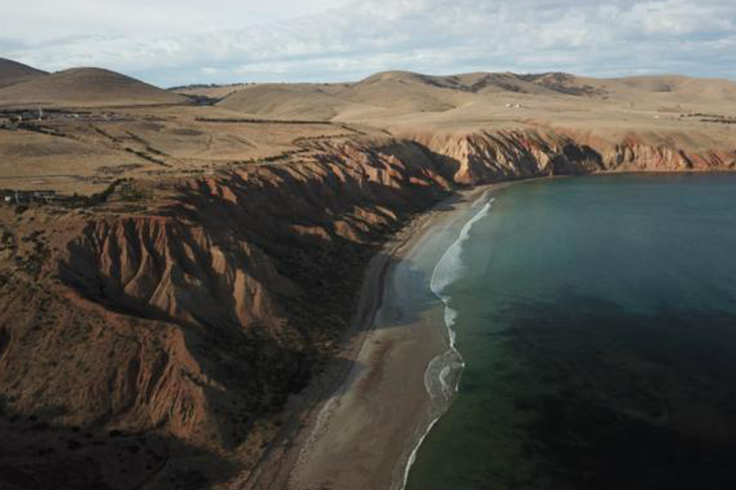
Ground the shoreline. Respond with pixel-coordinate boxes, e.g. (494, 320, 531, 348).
(244, 180, 514, 490)
(238, 170, 728, 490)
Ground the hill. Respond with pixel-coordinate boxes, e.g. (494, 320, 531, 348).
(0, 58, 735, 490)
(0, 57, 47, 89)
(0, 67, 188, 108)
(213, 70, 736, 124)
(217, 83, 383, 120)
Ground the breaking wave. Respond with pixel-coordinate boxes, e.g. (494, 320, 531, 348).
(400, 191, 495, 490)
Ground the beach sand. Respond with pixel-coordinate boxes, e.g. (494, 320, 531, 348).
(244, 183, 509, 490)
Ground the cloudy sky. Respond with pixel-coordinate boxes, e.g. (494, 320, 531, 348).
(1, 0, 734, 87)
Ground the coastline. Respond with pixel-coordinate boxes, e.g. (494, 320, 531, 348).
(244, 180, 517, 490)
(266, 170, 736, 490)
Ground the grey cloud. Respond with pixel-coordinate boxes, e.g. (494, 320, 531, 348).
(1, 0, 734, 86)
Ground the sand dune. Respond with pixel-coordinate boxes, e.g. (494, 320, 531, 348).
(0, 67, 188, 108)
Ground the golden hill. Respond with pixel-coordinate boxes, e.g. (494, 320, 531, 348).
(217, 83, 373, 120)
(0, 57, 47, 90)
(206, 70, 736, 126)
(0, 57, 735, 489)
(0, 67, 188, 108)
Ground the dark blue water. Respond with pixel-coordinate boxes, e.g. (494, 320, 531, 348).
(407, 174, 736, 490)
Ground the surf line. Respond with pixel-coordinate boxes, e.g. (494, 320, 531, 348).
(399, 191, 495, 490)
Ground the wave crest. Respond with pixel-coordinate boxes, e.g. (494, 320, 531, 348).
(401, 192, 495, 490)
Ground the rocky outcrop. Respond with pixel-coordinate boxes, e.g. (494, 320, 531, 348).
(0, 140, 453, 489)
(0, 130, 734, 489)
(411, 129, 736, 184)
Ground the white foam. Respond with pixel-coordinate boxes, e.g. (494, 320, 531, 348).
(471, 189, 492, 210)
(430, 196, 494, 355)
(439, 366, 452, 392)
(399, 193, 495, 490)
(430, 198, 494, 302)
(401, 417, 439, 490)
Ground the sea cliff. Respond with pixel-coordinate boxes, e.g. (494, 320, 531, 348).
(0, 130, 734, 488)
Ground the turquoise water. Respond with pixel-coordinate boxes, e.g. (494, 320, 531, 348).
(407, 174, 736, 490)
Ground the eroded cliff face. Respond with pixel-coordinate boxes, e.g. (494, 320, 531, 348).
(0, 130, 734, 489)
(0, 140, 452, 489)
(411, 129, 736, 184)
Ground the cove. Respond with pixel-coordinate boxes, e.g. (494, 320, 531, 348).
(407, 173, 736, 490)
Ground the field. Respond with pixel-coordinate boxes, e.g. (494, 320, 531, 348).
(0, 57, 735, 490)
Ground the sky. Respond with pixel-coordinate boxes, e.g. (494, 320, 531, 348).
(0, 0, 734, 87)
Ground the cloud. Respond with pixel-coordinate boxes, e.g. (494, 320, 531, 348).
(626, 0, 733, 34)
(0, 0, 734, 86)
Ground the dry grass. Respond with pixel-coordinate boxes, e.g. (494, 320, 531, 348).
(0, 63, 735, 197)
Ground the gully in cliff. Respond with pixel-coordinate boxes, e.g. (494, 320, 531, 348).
(1, 11, 736, 489)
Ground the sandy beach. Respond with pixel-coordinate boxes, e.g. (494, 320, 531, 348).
(243, 183, 509, 490)
(3, 36, 736, 490)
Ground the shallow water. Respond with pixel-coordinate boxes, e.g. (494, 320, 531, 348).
(406, 174, 736, 490)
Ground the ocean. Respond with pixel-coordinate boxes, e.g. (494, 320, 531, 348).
(406, 174, 736, 490)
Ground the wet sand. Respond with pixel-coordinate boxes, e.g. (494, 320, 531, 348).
(289, 193, 479, 490)
(240, 183, 509, 490)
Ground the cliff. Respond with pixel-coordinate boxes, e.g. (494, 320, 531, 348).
(410, 129, 735, 184)
(0, 130, 734, 489)
(0, 139, 451, 489)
